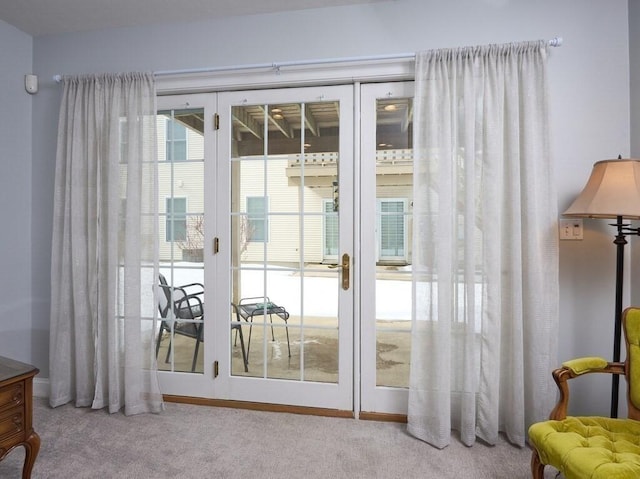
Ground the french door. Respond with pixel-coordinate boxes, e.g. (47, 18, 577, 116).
(155, 82, 414, 414)
(213, 85, 354, 410)
(155, 93, 215, 396)
(359, 82, 414, 415)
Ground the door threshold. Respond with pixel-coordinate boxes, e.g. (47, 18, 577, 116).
(163, 394, 354, 419)
(359, 411, 407, 423)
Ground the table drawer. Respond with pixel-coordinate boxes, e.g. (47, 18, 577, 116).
(0, 382, 23, 413)
(0, 406, 24, 442)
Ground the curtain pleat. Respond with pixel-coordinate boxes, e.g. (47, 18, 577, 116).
(50, 73, 163, 415)
(408, 41, 559, 448)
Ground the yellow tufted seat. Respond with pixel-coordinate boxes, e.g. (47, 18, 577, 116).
(530, 417, 640, 477)
(528, 307, 640, 479)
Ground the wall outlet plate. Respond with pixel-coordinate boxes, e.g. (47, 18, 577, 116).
(559, 218, 583, 240)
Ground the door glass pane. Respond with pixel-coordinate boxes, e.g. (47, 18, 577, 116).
(229, 101, 340, 382)
(375, 97, 413, 388)
(156, 108, 205, 374)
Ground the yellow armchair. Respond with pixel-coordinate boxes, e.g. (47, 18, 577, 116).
(528, 307, 640, 478)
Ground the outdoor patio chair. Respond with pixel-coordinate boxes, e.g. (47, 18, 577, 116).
(236, 297, 291, 360)
(231, 303, 249, 373)
(156, 273, 205, 372)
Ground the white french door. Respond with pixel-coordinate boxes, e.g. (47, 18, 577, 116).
(155, 93, 216, 397)
(359, 82, 414, 415)
(154, 82, 414, 415)
(212, 85, 355, 410)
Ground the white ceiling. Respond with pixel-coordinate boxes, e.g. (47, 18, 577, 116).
(0, 0, 386, 36)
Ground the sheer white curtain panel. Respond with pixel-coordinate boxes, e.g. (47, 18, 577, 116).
(408, 41, 559, 448)
(49, 72, 163, 415)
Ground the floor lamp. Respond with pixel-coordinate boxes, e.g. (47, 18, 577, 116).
(564, 158, 640, 418)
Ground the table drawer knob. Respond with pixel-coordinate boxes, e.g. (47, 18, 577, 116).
(12, 414, 24, 429)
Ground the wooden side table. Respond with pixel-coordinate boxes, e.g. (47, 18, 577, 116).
(0, 356, 40, 479)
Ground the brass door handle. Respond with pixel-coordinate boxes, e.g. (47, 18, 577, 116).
(341, 253, 350, 290)
(327, 254, 350, 290)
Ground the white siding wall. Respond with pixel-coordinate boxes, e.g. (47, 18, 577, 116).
(238, 156, 413, 265)
(157, 116, 205, 261)
(240, 157, 328, 264)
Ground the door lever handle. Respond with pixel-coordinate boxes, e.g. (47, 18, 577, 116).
(341, 253, 350, 290)
(326, 255, 349, 289)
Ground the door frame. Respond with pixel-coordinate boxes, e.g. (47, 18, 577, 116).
(155, 61, 416, 414)
(155, 58, 414, 95)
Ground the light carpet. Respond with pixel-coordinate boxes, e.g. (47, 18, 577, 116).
(0, 398, 560, 478)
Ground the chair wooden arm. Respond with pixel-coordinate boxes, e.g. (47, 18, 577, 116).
(549, 358, 625, 420)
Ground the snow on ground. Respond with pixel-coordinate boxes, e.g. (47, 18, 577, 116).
(159, 263, 412, 320)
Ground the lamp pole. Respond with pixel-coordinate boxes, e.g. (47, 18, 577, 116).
(611, 216, 640, 418)
(611, 216, 626, 418)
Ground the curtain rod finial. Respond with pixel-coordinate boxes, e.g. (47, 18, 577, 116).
(548, 37, 563, 47)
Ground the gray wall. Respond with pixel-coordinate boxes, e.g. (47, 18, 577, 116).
(0, 19, 33, 364)
(13, 0, 635, 414)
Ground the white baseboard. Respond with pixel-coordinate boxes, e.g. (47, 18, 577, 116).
(34, 377, 49, 398)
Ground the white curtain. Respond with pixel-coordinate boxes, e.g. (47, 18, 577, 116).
(49, 73, 163, 415)
(408, 41, 559, 448)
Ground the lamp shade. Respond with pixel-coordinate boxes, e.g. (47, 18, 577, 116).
(563, 159, 640, 219)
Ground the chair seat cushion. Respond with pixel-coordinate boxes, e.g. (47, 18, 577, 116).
(529, 416, 640, 478)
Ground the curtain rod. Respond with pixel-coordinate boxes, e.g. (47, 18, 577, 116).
(53, 37, 562, 82)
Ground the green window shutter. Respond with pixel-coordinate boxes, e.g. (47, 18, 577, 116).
(166, 197, 187, 242)
(166, 120, 187, 162)
(379, 200, 405, 258)
(247, 196, 268, 242)
(324, 200, 338, 257)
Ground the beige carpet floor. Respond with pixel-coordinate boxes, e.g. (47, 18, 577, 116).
(0, 398, 563, 478)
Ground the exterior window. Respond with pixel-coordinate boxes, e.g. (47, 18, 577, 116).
(166, 119, 187, 162)
(247, 196, 268, 242)
(323, 200, 338, 259)
(166, 197, 187, 242)
(378, 199, 406, 260)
